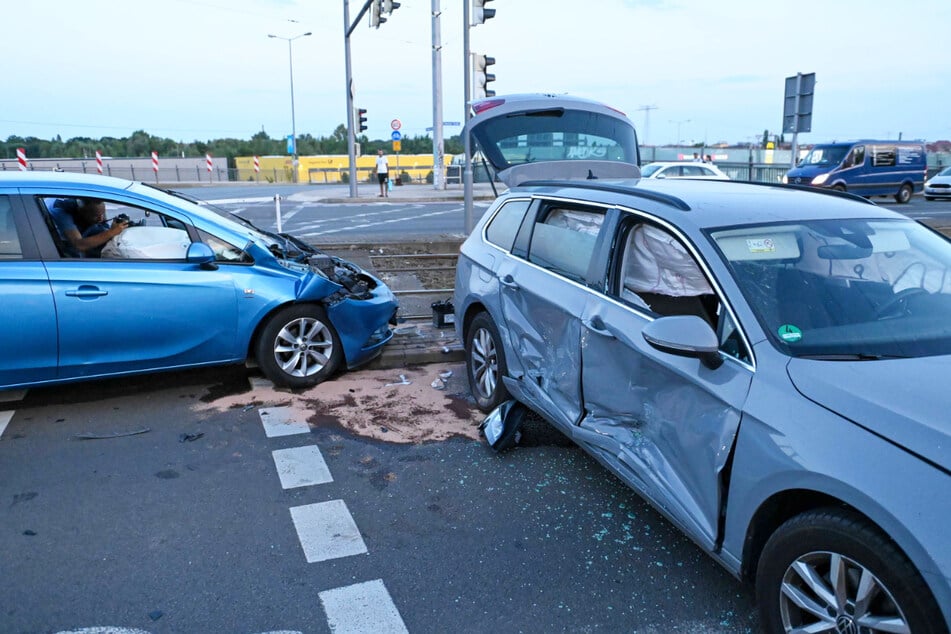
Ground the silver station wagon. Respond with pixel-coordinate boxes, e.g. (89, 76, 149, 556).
(454, 94, 951, 633)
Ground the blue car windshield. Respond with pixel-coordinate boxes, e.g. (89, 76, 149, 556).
(710, 219, 951, 359)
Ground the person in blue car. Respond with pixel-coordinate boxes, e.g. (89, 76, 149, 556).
(49, 197, 127, 257)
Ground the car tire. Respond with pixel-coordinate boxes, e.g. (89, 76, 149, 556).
(755, 508, 944, 634)
(255, 304, 342, 389)
(895, 183, 913, 204)
(832, 184, 847, 193)
(465, 312, 510, 413)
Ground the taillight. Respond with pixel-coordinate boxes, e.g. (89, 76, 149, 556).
(471, 98, 506, 115)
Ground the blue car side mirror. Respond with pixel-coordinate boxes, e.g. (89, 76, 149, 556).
(186, 242, 218, 269)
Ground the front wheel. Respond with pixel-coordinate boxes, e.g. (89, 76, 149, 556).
(895, 183, 913, 204)
(756, 508, 945, 634)
(465, 312, 510, 412)
(255, 304, 342, 388)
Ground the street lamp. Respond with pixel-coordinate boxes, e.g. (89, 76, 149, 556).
(669, 118, 691, 146)
(268, 31, 311, 183)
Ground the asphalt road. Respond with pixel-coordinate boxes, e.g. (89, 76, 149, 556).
(179, 184, 951, 245)
(0, 366, 760, 634)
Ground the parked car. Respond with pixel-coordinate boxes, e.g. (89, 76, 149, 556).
(455, 95, 951, 633)
(641, 161, 729, 180)
(783, 140, 927, 203)
(0, 172, 398, 390)
(925, 166, 951, 201)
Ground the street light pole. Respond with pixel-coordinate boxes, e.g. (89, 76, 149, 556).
(268, 31, 311, 183)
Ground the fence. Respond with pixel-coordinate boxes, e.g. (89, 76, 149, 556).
(2, 158, 945, 186)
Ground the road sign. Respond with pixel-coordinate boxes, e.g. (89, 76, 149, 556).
(391, 119, 402, 130)
(393, 140, 402, 152)
(783, 72, 815, 134)
(391, 130, 402, 141)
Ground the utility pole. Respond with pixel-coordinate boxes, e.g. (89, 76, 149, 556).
(635, 105, 658, 146)
(431, 0, 445, 190)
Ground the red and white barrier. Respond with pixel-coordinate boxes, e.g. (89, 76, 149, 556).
(17, 148, 28, 171)
(151, 151, 159, 174)
(206, 154, 213, 173)
(95, 150, 103, 174)
(253, 155, 260, 173)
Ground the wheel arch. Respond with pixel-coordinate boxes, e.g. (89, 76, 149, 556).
(246, 299, 324, 362)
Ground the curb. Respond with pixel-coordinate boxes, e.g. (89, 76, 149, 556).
(367, 318, 464, 370)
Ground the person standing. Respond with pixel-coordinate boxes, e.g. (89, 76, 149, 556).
(376, 149, 390, 197)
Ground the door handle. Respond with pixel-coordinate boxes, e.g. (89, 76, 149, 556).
(583, 316, 614, 338)
(499, 275, 520, 290)
(66, 286, 108, 299)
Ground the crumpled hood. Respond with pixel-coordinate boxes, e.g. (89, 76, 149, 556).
(787, 357, 950, 470)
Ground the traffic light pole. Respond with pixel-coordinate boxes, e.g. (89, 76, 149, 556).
(463, 0, 474, 232)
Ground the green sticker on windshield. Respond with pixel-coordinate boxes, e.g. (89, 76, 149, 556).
(778, 324, 803, 343)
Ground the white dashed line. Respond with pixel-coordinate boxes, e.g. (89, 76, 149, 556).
(259, 407, 310, 437)
(272, 445, 333, 489)
(319, 579, 409, 634)
(289, 499, 368, 563)
(0, 410, 13, 439)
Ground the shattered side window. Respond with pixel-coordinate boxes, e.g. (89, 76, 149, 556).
(485, 199, 530, 251)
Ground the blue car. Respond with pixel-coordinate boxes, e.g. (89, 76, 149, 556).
(0, 172, 398, 390)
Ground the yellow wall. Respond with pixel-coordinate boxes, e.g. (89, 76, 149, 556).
(235, 154, 452, 183)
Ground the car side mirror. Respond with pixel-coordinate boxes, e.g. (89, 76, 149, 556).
(186, 242, 218, 270)
(642, 315, 723, 369)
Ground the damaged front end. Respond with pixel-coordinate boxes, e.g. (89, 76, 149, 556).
(290, 250, 399, 369)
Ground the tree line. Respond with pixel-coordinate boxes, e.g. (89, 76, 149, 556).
(1, 125, 464, 166)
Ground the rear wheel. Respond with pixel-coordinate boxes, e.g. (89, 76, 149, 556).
(832, 184, 847, 193)
(756, 508, 945, 634)
(465, 312, 510, 412)
(895, 183, 913, 204)
(255, 304, 342, 388)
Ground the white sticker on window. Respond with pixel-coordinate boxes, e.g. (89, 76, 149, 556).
(746, 238, 775, 253)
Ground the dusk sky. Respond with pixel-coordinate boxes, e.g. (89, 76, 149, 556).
(5, 0, 950, 146)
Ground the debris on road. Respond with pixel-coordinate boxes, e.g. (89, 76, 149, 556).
(74, 428, 151, 440)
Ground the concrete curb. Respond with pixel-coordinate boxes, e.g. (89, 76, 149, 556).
(367, 318, 464, 370)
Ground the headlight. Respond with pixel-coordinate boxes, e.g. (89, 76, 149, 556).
(812, 173, 829, 186)
(782, 175, 788, 184)
(925, 180, 932, 187)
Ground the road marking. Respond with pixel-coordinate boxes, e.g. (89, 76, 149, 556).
(272, 445, 333, 489)
(319, 579, 408, 634)
(300, 206, 463, 237)
(0, 410, 13, 439)
(206, 196, 276, 205)
(259, 407, 310, 437)
(289, 500, 368, 563)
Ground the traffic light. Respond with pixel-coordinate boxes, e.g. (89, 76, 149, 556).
(383, 0, 400, 12)
(370, 0, 386, 28)
(357, 108, 368, 133)
(473, 0, 495, 25)
(474, 53, 496, 98)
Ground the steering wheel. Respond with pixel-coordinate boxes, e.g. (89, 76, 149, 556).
(875, 287, 928, 319)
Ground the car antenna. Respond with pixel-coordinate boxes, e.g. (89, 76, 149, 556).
(587, 169, 598, 180)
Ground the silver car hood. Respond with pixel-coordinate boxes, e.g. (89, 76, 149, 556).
(787, 357, 950, 470)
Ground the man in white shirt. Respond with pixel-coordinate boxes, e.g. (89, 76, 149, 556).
(376, 149, 389, 197)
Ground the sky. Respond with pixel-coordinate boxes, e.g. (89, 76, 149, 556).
(5, 0, 951, 147)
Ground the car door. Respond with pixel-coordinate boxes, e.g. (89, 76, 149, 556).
(577, 217, 753, 549)
(0, 192, 58, 388)
(497, 200, 607, 428)
(25, 191, 241, 380)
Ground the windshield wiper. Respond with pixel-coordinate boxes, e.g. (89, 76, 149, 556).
(797, 353, 911, 361)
